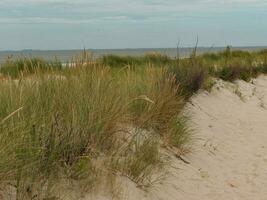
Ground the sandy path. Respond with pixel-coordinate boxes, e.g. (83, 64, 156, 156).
(120, 75, 267, 200)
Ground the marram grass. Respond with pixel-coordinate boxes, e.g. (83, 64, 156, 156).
(0, 58, 189, 199)
(1, 47, 267, 199)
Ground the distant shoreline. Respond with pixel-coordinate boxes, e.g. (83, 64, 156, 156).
(2, 45, 267, 52)
(0, 46, 266, 64)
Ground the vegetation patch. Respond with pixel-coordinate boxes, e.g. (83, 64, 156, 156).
(1, 47, 267, 199)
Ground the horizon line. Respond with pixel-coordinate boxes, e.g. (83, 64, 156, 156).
(1, 45, 267, 52)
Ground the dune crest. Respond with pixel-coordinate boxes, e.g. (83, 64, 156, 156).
(99, 75, 267, 200)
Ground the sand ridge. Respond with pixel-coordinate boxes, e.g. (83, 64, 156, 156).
(122, 75, 267, 200)
(74, 75, 267, 200)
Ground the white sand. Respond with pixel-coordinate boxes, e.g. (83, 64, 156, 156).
(110, 75, 267, 200)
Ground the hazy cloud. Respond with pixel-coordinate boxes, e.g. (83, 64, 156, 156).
(0, 0, 266, 49)
(0, 0, 267, 23)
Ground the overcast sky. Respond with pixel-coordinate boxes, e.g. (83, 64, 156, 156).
(0, 0, 267, 50)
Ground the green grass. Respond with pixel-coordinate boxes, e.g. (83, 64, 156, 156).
(1, 47, 267, 199)
(169, 53, 208, 98)
(99, 53, 173, 68)
(200, 47, 267, 82)
(0, 56, 188, 199)
(0, 57, 62, 78)
(98, 47, 267, 94)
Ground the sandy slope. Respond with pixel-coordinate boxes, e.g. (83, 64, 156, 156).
(66, 75, 267, 200)
(116, 75, 267, 200)
(2, 76, 267, 200)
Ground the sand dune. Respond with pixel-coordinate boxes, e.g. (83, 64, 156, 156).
(65, 75, 267, 200)
(115, 75, 267, 200)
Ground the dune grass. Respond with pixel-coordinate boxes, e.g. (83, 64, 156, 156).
(0, 56, 189, 199)
(0, 47, 267, 199)
(97, 47, 267, 95)
(99, 53, 173, 68)
(0, 57, 62, 78)
(200, 47, 267, 81)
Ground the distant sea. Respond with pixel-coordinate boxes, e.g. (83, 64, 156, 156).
(0, 46, 266, 64)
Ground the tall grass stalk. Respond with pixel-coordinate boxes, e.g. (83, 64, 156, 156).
(0, 57, 189, 199)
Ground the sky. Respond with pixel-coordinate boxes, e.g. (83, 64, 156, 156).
(0, 0, 267, 50)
